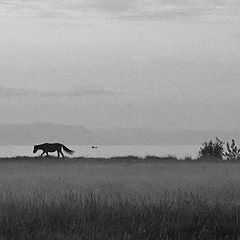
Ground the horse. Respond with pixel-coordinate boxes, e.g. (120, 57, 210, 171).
(33, 143, 74, 158)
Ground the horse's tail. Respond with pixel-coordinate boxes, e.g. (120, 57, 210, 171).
(61, 144, 74, 155)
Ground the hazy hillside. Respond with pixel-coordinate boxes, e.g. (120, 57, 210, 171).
(0, 123, 239, 145)
(93, 128, 240, 145)
(0, 123, 94, 145)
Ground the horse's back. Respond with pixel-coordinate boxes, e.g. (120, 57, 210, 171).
(42, 143, 62, 152)
(43, 143, 61, 147)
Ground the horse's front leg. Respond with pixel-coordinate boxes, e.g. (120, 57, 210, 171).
(41, 151, 45, 157)
(57, 151, 60, 158)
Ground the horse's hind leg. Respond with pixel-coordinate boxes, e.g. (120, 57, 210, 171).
(57, 151, 60, 158)
(60, 150, 64, 158)
(41, 152, 45, 157)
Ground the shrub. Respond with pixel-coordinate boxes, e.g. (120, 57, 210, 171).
(224, 139, 240, 160)
(199, 138, 224, 160)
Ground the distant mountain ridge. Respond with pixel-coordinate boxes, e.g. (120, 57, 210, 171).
(0, 123, 239, 145)
(93, 128, 240, 145)
(0, 123, 93, 145)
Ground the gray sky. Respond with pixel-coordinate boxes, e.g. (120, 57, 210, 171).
(0, 0, 240, 130)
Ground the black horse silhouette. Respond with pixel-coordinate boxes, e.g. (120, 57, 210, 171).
(33, 143, 74, 158)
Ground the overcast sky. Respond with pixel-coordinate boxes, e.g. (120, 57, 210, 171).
(0, 0, 240, 130)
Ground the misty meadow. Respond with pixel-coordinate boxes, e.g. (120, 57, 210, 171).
(0, 156, 240, 239)
(1, 0, 240, 239)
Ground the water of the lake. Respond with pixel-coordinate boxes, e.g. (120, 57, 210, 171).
(0, 145, 200, 158)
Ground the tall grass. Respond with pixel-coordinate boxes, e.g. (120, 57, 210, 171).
(0, 158, 240, 239)
(0, 190, 239, 240)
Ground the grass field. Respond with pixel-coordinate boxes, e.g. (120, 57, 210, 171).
(0, 157, 240, 239)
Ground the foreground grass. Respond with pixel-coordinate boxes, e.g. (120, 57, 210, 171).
(0, 190, 239, 240)
(1, 155, 240, 163)
(0, 158, 240, 239)
(0, 155, 180, 162)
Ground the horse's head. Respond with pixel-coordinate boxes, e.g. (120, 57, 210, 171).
(33, 145, 38, 153)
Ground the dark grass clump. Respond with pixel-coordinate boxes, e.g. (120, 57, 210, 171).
(0, 191, 239, 240)
(107, 155, 143, 162)
(145, 155, 178, 161)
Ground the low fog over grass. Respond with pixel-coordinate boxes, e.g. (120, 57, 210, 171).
(0, 158, 240, 239)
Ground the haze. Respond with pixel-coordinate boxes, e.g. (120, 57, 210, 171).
(1, 0, 240, 130)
